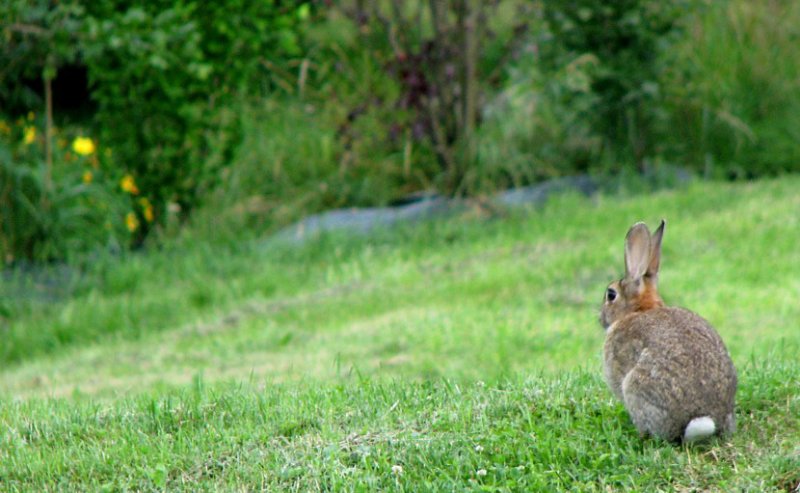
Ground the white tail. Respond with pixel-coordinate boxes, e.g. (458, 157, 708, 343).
(683, 416, 716, 443)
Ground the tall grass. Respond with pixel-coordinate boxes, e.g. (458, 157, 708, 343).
(663, 0, 800, 177)
(199, 99, 342, 237)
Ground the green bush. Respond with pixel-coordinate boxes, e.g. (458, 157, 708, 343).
(82, 4, 218, 241)
(1, 0, 312, 257)
(511, 0, 800, 179)
(540, 0, 688, 168)
(82, 1, 311, 241)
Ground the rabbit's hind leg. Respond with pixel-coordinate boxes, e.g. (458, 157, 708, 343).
(621, 369, 680, 442)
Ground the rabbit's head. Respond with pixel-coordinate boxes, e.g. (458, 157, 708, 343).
(600, 220, 666, 330)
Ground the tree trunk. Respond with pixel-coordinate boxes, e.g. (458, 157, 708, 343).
(459, 0, 479, 194)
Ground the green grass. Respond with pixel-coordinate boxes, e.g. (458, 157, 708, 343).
(1, 177, 799, 490)
(2, 365, 798, 491)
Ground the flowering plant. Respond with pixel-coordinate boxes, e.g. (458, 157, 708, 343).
(0, 114, 150, 263)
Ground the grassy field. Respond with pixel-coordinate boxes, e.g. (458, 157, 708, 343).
(1, 177, 799, 490)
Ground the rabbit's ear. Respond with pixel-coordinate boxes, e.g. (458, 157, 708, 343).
(625, 222, 652, 282)
(647, 219, 666, 278)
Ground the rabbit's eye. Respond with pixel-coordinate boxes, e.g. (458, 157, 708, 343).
(606, 288, 617, 302)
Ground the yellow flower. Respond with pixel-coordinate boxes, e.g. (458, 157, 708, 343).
(23, 126, 36, 145)
(125, 212, 140, 232)
(72, 137, 96, 156)
(82, 170, 93, 184)
(138, 197, 155, 222)
(120, 174, 140, 195)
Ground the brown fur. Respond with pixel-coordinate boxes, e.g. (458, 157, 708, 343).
(631, 279, 664, 312)
(600, 220, 737, 442)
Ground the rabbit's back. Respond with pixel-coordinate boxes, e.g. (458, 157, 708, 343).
(604, 307, 737, 441)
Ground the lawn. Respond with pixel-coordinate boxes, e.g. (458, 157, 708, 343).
(1, 178, 799, 491)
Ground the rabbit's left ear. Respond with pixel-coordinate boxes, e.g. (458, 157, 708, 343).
(647, 219, 665, 278)
(625, 222, 652, 282)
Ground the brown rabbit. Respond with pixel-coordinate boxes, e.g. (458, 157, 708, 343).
(600, 220, 737, 443)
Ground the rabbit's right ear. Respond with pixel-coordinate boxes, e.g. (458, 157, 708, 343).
(625, 222, 651, 282)
(647, 219, 666, 278)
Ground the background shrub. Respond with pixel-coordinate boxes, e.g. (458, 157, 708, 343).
(660, 0, 800, 178)
(1, 0, 311, 259)
(539, 0, 689, 169)
(82, 1, 311, 243)
(2, 0, 800, 264)
(0, 116, 128, 263)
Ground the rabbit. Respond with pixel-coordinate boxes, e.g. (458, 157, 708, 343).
(600, 219, 737, 443)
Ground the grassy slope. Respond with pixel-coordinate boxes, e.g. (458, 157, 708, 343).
(1, 178, 799, 490)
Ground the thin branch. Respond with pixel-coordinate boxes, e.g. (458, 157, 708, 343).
(424, 94, 456, 177)
(461, 0, 477, 139)
(6, 23, 50, 37)
(370, 3, 403, 58)
(389, 0, 413, 52)
(297, 58, 309, 96)
(45, 76, 53, 192)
